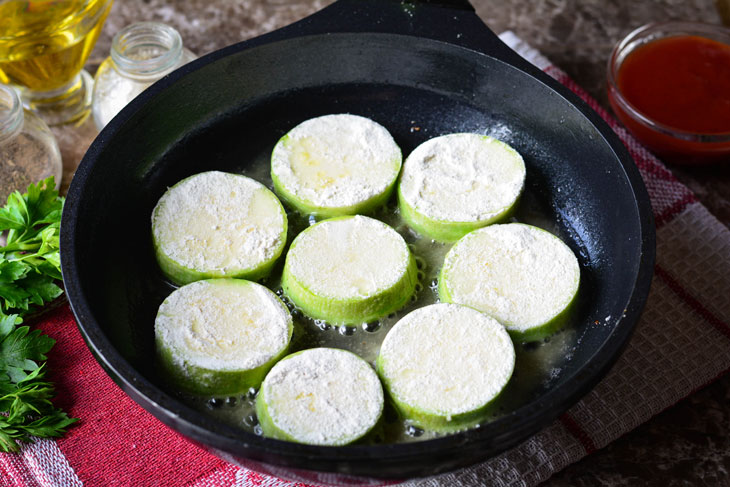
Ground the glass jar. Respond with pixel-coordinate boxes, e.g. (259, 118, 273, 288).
(0, 0, 114, 126)
(92, 22, 196, 130)
(0, 84, 62, 202)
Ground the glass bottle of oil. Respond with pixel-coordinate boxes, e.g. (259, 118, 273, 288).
(0, 0, 114, 125)
(91, 22, 196, 130)
(0, 84, 62, 202)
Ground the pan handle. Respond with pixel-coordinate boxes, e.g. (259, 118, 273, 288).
(398, 0, 474, 11)
(250, 0, 542, 77)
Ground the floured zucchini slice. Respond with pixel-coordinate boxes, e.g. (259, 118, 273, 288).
(152, 171, 287, 285)
(270, 114, 402, 217)
(398, 133, 526, 242)
(256, 347, 384, 446)
(281, 215, 418, 325)
(376, 303, 515, 432)
(155, 279, 292, 395)
(439, 223, 580, 342)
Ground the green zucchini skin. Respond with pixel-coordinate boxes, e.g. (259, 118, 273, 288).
(397, 134, 525, 243)
(269, 114, 402, 219)
(155, 279, 293, 396)
(439, 223, 581, 343)
(398, 183, 519, 243)
(157, 336, 290, 396)
(376, 355, 507, 433)
(256, 348, 384, 446)
(375, 303, 516, 433)
(280, 216, 418, 325)
(271, 146, 400, 219)
(153, 238, 285, 286)
(151, 172, 288, 286)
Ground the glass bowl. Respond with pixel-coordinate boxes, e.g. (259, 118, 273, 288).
(607, 21, 730, 165)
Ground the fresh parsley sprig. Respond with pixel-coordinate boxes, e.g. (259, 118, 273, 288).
(0, 177, 77, 453)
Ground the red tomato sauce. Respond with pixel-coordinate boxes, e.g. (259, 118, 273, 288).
(609, 34, 730, 163)
(616, 35, 730, 134)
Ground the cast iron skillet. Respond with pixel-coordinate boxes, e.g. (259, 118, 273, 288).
(61, 0, 655, 483)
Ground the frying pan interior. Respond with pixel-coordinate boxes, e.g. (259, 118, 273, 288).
(62, 18, 653, 482)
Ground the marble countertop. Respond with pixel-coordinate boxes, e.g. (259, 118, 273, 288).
(56, 1, 730, 485)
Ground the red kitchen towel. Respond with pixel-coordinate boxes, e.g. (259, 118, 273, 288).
(2, 33, 729, 487)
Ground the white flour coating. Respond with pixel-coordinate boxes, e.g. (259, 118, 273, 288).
(379, 303, 514, 416)
(399, 133, 525, 222)
(271, 114, 401, 208)
(155, 280, 291, 371)
(442, 224, 580, 332)
(262, 348, 383, 445)
(152, 171, 285, 273)
(287, 215, 409, 299)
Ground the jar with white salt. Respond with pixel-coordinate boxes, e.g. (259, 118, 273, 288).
(91, 22, 196, 130)
(0, 84, 62, 202)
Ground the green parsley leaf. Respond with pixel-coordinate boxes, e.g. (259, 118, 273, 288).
(0, 261, 29, 283)
(0, 283, 32, 311)
(18, 273, 63, 308)
(0, 314, 21, 339)
(0, 197, 25, 231)
(0, 326, 55, 383)
(0, 366, 78, 452)
(0, 177, 76, 453)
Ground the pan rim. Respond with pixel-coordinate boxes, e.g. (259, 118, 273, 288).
(60, 31, 656, 478)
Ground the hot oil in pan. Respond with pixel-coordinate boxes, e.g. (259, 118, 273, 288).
(180, 143, 583, 444)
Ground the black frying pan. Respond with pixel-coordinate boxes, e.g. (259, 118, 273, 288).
(60, 0, 655, 483)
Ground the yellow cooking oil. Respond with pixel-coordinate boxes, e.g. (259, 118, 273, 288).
(0, 0, 113, 92)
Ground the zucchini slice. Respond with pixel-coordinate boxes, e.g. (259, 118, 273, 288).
(271, 114, 402, 217)
(377, 303, 515, 432)
(256, 348, 384, 446)
(281, 215, 418, 325)
(439, 223, 580, 342)
(398, 133, 525, 242)
(152, 171, 287, 285)
(155, 279, 292, 395)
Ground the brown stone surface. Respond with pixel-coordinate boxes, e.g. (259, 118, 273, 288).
(53, 0, 729, 485)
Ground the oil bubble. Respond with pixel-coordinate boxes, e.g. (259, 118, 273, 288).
(243, 414, 259, 427)
(405, 425, 424, 437)
(362, 321, 381, 333)
(339, 325, 356, 336)
(314, 319, 331, 331)
(207, 398, 224, 409)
